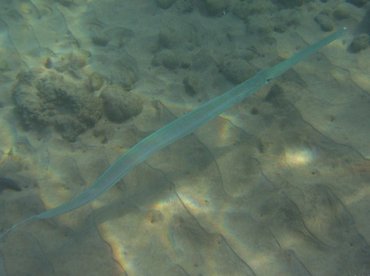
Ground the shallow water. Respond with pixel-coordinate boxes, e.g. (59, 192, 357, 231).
(0, 1, 369, 275)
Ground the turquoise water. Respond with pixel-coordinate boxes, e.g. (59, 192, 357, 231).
(0, 1, 369, 275)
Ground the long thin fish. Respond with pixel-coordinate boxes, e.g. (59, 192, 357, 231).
(0, 27, 346, 239)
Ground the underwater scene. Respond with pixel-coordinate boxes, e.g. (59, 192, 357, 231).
(0, 0, 370, 275)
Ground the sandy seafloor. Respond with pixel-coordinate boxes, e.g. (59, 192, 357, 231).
(0, 0, 370, 275)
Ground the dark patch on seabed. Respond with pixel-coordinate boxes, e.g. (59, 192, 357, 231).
(0, 177, 21, 193)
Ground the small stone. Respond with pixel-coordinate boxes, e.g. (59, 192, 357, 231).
(349, 34, 370, 53)
(219, 57, 257, 84)
(91, 35, 109, 47)
(88, 72, 105, 91)
(315, 13, 334, 32)
(101, 85, 143, 123)
(333, 4, 351, 20)
(152, 50, 180, 69)
(0, 177, 21, 193)
(183, 74, 202, 96)
(112, 57, 139, 90)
